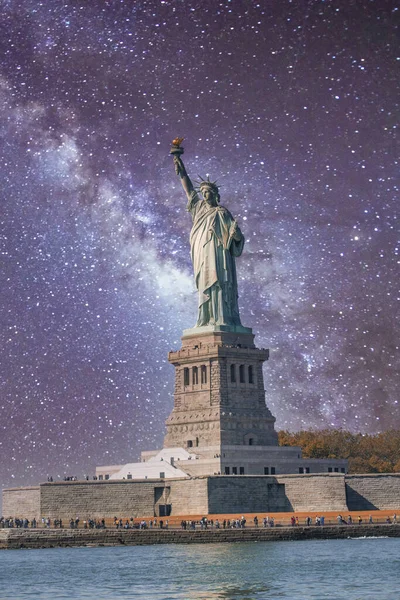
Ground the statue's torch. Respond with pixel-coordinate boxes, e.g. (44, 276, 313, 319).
(170, 137, 185, 176)
(170, 137, 184, 157)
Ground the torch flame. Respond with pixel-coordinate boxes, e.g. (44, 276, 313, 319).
(172, 137, 184, 147)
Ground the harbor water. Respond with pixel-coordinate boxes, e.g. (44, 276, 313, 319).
(1, 537, 399, 599)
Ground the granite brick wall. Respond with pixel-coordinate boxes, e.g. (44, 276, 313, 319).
(276, 474, 348, 512)
(346, 474, 400, 510)
(3, 473, 400, 519)
(3, 486, 40, 520)
(40, 480, 156, 519)
(169, 478, 209, 515)
(207, 476, 289, 514)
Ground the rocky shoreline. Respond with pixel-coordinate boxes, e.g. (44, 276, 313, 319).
(1, 524, 399, 550)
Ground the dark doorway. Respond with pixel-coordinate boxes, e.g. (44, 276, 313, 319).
(159, 504, 172, 517)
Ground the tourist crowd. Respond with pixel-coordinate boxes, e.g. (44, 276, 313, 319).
(113, 517, 171, 529)
(1, 513, 397, 529)
(0, 517, 37, 528)
(180, 516, 276, 529)
(47, 476, 100, 482)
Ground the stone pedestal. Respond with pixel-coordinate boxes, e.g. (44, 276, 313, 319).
(164, 327, 278, 456)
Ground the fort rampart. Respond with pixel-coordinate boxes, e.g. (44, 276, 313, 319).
(3, 473, 400, 520)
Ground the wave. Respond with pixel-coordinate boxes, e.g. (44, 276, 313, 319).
(347, 535, 390, 540)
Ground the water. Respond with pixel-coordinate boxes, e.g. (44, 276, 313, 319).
(0, 538, 399, 599)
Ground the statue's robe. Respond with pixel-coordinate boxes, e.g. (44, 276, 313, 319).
(187, 191, 244, 327)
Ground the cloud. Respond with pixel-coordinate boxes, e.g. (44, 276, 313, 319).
(93, 179, 196, 313)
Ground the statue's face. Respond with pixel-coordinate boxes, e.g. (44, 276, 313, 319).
(202, 189, 217, 206)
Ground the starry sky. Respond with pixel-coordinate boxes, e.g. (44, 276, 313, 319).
(0, 0, 398, 495)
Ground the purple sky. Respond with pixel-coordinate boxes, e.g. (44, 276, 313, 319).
(0, 0, 398, 494)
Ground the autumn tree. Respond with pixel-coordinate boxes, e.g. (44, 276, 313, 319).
(278, 429, 400, 473)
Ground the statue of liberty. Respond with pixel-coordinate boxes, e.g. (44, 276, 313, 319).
(171, 139, 245, 329)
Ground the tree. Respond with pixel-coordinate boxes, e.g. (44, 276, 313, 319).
(278, 429, 400, 474)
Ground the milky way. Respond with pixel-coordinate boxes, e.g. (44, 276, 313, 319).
(0, 0, 398, 492)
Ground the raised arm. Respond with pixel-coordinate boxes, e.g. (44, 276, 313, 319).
(173, 155, 195, 201)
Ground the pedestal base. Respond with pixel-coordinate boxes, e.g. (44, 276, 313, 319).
(165, 328, 275, 451)
(182, 324, 253, 338)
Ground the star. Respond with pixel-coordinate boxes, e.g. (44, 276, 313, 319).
(0, 0, 398, 497)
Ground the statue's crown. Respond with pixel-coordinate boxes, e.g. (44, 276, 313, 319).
(196, 176, 220, 197)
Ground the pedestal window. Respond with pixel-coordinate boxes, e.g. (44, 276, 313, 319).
(248, 365, 254, 384)
(184, 368, 189, 386)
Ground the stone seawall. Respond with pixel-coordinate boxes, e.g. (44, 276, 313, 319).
(1, 524, 399, 550)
